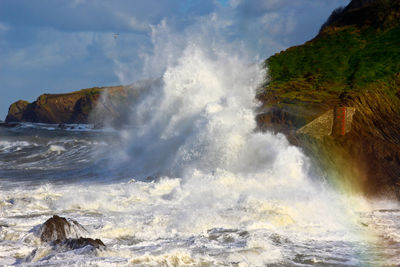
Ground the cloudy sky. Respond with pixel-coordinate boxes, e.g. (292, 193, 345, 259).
(0, 0, 349, 120)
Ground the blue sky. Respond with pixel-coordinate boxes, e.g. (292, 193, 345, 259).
(0, 0, 349, 120)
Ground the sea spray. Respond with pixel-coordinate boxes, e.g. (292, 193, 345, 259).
(68, 20, 369, 264)
(1, 17, 397, 267)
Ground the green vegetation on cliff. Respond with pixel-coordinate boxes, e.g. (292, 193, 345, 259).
(257, 0, 400, 198)
(262, 0, 400, 107)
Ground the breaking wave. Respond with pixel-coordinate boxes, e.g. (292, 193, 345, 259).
(1, 16, 399, 267)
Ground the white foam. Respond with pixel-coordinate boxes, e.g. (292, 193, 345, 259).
(0, 141, 35, 152)
(48, 145, 66, 154)
(1, 175, 399, 265)
(1, 15, 399, 267)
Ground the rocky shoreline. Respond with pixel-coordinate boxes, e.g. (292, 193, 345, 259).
(5, 85, 138, 128)
(257, 0, 400, 198)
(21, 215, 105, 263)
(4, 0, 400, 198)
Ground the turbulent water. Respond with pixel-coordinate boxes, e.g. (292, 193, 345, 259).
(1, 41, 400, 267)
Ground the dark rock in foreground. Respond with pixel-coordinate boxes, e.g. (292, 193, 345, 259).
(25, 235, 105, 263)
(36, 215, 105, 252)
(39, 215, 87, 243)
(0, 122, 19, 128)
(58, 237, 105, 250)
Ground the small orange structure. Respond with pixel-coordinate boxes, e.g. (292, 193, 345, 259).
(333, 107, 348, 136)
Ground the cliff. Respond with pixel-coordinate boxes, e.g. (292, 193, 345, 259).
(5, 85, 138, 127)
(257, 0, 400, 198)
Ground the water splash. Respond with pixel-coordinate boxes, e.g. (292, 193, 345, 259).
(1, 15, 397, 267)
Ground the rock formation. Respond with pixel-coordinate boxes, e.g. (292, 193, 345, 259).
(59, 237, 105, 250)
(25, 216, 105, 263)
(5, 78, 161, 127)
(320, 0, 400, 32)
(5, 100, 29, 122)
(258, 0, 400, 198)
(37, 215, 105, 250)
(39, 215, 87, 243)
(5, 85, 137, 127)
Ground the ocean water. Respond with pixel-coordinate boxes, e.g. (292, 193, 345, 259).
(1, 40, 400, 267)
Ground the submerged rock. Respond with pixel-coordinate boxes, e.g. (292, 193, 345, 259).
(24, 237, 105, 263)
(24, 216, 106, 263)
(38, 215, 87, 243)
(0, 122, 19, 128)
(37, 215, 105, 251)
(59, 237, 105, 250)
(58, 123, 66, 129)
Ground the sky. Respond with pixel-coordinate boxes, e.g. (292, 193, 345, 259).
(0, 0, 349, 120)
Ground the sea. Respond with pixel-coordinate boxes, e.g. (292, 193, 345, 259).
(1, 41, 400, 266)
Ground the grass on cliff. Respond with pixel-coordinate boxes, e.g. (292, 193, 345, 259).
(265, 21, 400, 104)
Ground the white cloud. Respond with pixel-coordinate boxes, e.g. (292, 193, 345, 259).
(260, 11, 296, 35)
(0, 0, 182, 34)
(117, 13, 150, 32)
(2, 31, 93, 69)
(229, 0, 241, 8)
(233, 0, 293, 15)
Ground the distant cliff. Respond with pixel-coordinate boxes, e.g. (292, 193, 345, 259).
(257, 0, 400, 198)
(5, 85, 138, 127)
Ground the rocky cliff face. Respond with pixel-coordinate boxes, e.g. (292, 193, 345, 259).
(320, 0, 400, 31)
(6, 100, 30, 122)
(258, 0, 400, 198)
(5, 85, 138, 127)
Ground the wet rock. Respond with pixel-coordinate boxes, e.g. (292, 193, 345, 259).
(24, 247, 52, 263)
(37, 215, 105, 251)
(0, 122, 19, 128)
(256, 107, 307, 134)
(38, 215, 87, 243)
(24, 237, 105, 264)
(93, 122, 104, 129)
(58, 237, 105, 250)
(207, 228, 249, 244)
(58, 123, 66, 129)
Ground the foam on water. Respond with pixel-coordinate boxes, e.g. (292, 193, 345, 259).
(17, 123, 96, 132)
(48, 145, 66, 155)
(1, 179, 399, 265)
(1, 17, 400, 267)
(0, 44, 362, 266)
(0, 141, 36, 153)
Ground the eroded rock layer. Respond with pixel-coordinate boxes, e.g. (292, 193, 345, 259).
(258, 0, 400, 198)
